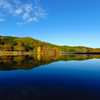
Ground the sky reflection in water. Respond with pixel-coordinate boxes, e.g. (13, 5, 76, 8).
(0, 55, 100, 100)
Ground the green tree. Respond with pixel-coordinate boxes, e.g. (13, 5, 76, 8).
(69, 48, 76, 52)
(14, 42, 25, 52)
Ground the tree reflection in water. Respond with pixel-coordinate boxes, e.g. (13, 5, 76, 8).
(0, 54, 100, 71)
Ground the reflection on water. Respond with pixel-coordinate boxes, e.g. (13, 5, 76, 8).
(0, 54, 100, 71)
(0, 54, 100, 100)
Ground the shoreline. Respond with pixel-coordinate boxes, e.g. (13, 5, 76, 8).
(1, 51, 100, 56)
(59, 52, 100, 55)
(0, 51, 42, 56)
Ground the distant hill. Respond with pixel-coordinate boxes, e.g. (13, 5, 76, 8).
(0, 35, 99, 53)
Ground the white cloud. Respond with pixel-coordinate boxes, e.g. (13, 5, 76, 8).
(13, 0, 20, 4)
(0, 18, 5, 21)
(15, 8, 23, 14)
(34, 5, 48, 19)
(24, 4, 33, 12)
(21, 4, 33, 20)
(34, 0, 40, 4)
(0, 0, 14, 13)
(0, 0, 48, 24)
(0, 13, 4, 17)
(17, 22, 22, 25)
(23, 13, 29, 19)
(28, 17, 38, 22)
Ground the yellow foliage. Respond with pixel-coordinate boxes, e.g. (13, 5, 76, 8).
(37, 54, 41, 61)
(37, 46, 41, 53)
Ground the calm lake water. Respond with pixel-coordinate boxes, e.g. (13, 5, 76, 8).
(0, 54, 100, 100)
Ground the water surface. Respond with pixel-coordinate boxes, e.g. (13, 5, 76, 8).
(0, 55, 100, 100)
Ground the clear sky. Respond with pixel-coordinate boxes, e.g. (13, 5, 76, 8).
(0, 0, 100, 48)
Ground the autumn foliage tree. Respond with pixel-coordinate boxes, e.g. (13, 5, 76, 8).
(37, 46, 41, 53)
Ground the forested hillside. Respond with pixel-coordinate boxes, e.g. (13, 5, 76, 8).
(0, 36, 99, 53)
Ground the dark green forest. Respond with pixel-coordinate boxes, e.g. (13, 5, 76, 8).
(0, 35, 99, 53)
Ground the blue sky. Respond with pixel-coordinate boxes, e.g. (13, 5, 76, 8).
(0, 0, 100, 48)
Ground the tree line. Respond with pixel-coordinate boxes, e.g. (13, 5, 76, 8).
(0, 35, 100, 53)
